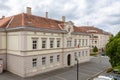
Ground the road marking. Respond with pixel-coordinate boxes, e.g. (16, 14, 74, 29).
(55, 76, 67, 80)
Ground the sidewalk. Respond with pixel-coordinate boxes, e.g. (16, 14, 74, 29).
(0, 56, 110, 80)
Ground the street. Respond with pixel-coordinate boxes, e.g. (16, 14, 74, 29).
(0, 56, 111, 80)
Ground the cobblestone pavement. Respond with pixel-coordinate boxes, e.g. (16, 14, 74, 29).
(0, 56, 111, 80)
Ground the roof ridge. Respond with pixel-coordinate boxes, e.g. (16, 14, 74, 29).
(24, 13, 63, 23)
(6, 16, 14, 28)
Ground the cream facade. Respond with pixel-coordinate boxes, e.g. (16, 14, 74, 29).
(0, 20, 90, 77)
(89, 31, 111, 52)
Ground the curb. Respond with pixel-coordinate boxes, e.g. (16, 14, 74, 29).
(86, 67, 109, 80)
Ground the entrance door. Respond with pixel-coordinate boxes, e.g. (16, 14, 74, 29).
(67, 54, 71, 66)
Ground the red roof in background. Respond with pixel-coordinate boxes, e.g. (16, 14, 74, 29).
(75, 26, 104, 34)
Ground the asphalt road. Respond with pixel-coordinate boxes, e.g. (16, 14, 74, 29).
(0, 56, 111, 80)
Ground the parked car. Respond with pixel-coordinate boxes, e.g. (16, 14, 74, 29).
(93, 75, 114, 80)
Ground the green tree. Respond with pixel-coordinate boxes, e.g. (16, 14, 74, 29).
(93, 46, 98, 53)
(106, 31, 120, 67)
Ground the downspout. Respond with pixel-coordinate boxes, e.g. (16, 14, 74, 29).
(62, 33, 65, 67)
(5, 17, 14, 70)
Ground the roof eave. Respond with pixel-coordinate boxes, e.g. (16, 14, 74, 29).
(6, 26, 67, 33)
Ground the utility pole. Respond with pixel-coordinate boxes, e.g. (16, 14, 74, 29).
(75, 58, 79, 80)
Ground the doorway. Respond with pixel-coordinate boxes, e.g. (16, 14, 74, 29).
(67, 54, 71, 66)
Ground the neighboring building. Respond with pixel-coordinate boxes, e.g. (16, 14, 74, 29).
(77, 26, 111, 52)
(0, 7, 90, 77)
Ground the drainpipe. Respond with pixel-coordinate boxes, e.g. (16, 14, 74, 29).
(5, 30, 7, 70)
(62, 33, 65, 67)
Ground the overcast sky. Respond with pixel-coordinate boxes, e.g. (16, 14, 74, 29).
(0, 0, 120, 35)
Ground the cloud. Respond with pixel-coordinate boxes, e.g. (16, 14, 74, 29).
(0, 0, 120, 35)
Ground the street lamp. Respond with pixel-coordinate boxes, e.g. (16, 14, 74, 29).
(75, 57, 79, 80)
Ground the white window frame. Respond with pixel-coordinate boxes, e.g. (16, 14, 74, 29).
(42, 57, 46, 65)
(67, 40, 72, 47)
(42, 38, 46, 49)
(74, 39, 77, 47)
(32, 38, 38, 49)
(32, 58, 37, 67)
(57, 55, 60, 62)
(50, 56, 53, 63)
(57, 40, 60, 48)
(50, 39, 54, 48)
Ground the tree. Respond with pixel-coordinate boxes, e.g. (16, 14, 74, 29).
(93, 46, 98, 53)
(106, 31, 120, 67)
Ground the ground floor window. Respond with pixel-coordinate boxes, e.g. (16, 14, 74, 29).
(42, 57, 46, 65)
(32, 58, 37, 67)
(50, 56, 53, 63)
(79, 52, 81, 57)
(57, 55, 60, 62)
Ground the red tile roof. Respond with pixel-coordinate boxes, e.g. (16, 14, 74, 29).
(75, 26, 104, 34)
(0, 13, 109, 35)
(0, 13, 64, 30)
(0, 17, 12, 28)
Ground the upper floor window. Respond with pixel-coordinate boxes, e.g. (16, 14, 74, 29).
(82, 39, 84, 46)
(86, 39, 88, 46)
(50, 56, 53, 63)
(74, 39, 77, 47)
(42, 38, 46, 48)
(50, 39, 54, 48)
(42, 57, 46, 65)
(32, 38, 38, 49)
(57, 39, 61, 48)
(32, 58, 37, 67)
(67, 40, 72, 47)
(79, 39, 81, 46)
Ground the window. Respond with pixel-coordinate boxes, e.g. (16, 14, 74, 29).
(32, 39, 37, 49)
(32, 58, 37, 67)
(50, 39, 54, 48)
(67, 40, 72, 47)
(95, 41, 97, 44)
(57, 40, 60, 48)
(42, 39, 46, 48)
(82, 39, 84, 46)
(82, 51, 84, 56)
(57, 55, 60, 62)
(79, 52, 81, 57)
(74, 39, 77, 47)
(86, 39, 88, 46)
(79, 39, 81, 46)
(50, 56, 53, 63)
(42, 57, 46, 65)
(74, 52, 77, 60)
(86, 51, 88, 56)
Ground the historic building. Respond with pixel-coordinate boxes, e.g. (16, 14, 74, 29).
(78, 26, 111, 52)
(0, 7, 90, 77)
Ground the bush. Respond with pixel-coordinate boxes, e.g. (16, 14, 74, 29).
(90, 52, 98, 56)
(106, 68, 113, 73)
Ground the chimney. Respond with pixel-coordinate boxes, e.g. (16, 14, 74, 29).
(26, 7, 31, 15)
(62, 16, 65, 22)
(45, 12, 48, 18)
(2, 16, 5, 19)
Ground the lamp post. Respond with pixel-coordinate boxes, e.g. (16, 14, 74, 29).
(75, 58, 79, 80)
